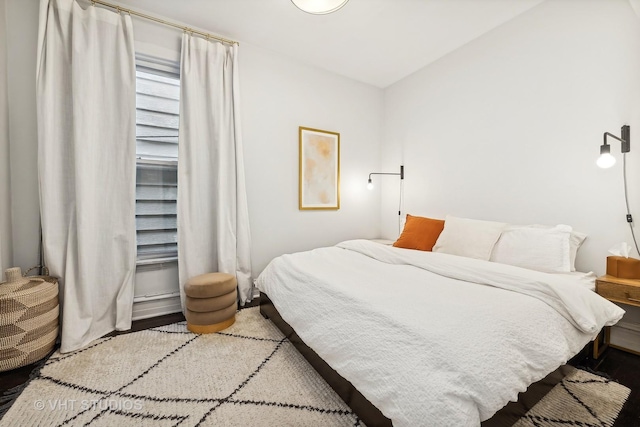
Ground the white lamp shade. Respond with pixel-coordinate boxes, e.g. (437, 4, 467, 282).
(597, 153, 616, 168)
(291, 0, 349, 14)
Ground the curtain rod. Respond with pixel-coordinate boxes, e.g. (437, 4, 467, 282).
(90, 0, 239, 45)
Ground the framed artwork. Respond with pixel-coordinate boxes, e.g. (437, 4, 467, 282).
(299, 126, 340, 210)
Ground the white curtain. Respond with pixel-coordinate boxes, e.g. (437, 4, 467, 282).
(37, 0, 136, 353)
(178, 34, 253, 307)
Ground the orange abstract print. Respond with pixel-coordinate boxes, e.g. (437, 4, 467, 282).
(300, 128, 339, 209)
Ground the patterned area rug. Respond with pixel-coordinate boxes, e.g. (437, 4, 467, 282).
(0, 308, 361, 427)
(0, 307, 630, 427)
(514, 367, 630, 427)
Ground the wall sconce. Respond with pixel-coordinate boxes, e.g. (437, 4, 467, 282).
(290, 0, 349, 14)
(367, 165, 405, 234)
(597, 124, 639, 256)
(367, 165, 404, 190)
(597, 125, 630, 168)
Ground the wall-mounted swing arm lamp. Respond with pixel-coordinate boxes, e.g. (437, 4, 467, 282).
(367, 165, 404, 190)
(597, 125, 630, 169)
(367, 166, 405, 235)
(596, 124, 639, 257)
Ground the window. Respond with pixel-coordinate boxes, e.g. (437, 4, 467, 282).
(135, 61, 180, 263)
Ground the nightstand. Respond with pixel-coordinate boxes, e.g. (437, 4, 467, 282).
(593, 275, 640, 358)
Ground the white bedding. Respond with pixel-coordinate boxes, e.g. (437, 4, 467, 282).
(256, 240, 624, 427)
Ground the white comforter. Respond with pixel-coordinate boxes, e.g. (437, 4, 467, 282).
(256, 240, 625, 427)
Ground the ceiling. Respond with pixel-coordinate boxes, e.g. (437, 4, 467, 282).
(114, 0, 545, 88)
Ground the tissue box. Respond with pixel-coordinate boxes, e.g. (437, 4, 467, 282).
(606, 256, 640, 279)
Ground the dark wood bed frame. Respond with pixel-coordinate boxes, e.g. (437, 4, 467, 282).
(259, 292, 584, 426)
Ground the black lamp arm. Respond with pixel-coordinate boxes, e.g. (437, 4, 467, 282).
(603, 125, 630, 153)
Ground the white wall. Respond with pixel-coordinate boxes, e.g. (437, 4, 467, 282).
(0, 0, 13, 274)
(383, 0, 640, 274)
(5, 0, 39, 271)
(240, 44, 383, 273)
(382, 0, 640, 350)
(3, 1, 383, 305)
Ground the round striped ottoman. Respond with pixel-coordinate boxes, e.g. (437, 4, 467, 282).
(184, 272, 237, 334)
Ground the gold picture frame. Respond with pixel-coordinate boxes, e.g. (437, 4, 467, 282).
(299, 126, 340, 210)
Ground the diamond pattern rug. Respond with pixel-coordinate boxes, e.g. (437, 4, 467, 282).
(0, 308, 362, 427)
(0, 307, 631, 427)
(514, 367, 630, 427)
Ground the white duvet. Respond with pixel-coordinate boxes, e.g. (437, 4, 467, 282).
(256, 240, 625, 426)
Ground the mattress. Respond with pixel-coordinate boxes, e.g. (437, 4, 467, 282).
(256, 240, 624, 427)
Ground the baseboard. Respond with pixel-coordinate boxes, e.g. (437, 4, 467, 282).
(132, 293, 182, 321)
(610, 320, 640, 354)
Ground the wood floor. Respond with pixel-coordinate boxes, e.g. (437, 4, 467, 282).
(1, 302, 639, 426)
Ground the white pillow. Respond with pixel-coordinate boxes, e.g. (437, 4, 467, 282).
(527, 224, 587, 271)
(433, 215, 507, 261)
(568, 231, 587, 271)
(490, 225, 572, 273)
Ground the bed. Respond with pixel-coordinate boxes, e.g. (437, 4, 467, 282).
(255, 239, 624, 426)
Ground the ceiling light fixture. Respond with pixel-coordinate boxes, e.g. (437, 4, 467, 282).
(290, 0, 349, 15)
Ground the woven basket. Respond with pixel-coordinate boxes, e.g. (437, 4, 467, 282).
(0, 266, 59, 372)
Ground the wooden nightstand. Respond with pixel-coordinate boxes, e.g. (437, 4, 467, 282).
(593, 275, 640, 358)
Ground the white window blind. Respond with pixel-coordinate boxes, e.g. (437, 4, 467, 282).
(135, 64, 180, 262)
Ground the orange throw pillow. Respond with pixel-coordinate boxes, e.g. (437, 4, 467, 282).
(393, 214, 445, 251)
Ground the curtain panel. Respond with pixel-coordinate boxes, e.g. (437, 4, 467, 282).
(36, 0, 137, 353)
(178, 34, 253, 307)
